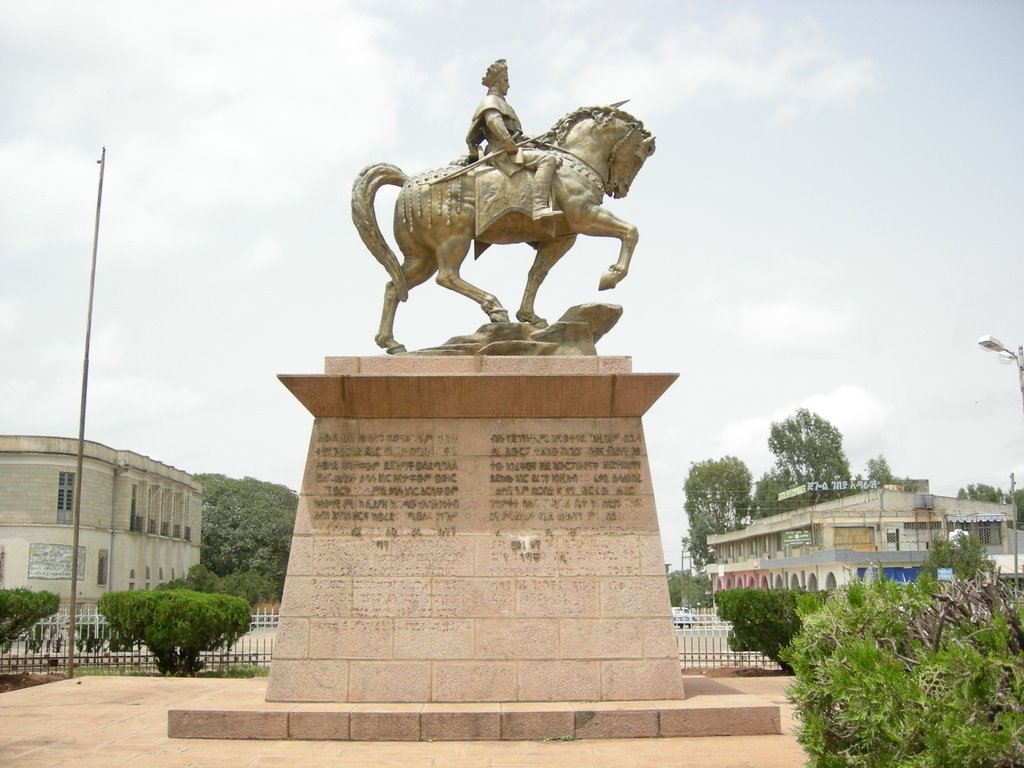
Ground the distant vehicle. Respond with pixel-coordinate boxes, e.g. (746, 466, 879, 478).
(672, 606, 696, 628)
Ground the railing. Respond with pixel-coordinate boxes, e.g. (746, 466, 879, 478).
(249, 608, 280, 631)
(3, 608, 777, 674)
(0, 608, 275, 676)
(676, 624, 781, 670)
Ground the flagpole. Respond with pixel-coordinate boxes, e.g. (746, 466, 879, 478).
(68, 147, 106, 679)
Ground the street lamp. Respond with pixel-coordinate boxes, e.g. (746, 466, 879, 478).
(978, 335, 1023, 590)
(978, 335, 1024, 422)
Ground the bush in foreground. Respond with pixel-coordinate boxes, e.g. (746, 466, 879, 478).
(785, 573, 1024, 767)
(0, 588, 60, 649)
(99, 589, 250, 676)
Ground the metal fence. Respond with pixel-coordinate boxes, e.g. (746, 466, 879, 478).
(676, 624, 781, 670)
(3, 608, 778, 675)
(1, 608, 275, 676)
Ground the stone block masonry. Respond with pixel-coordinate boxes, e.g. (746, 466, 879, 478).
(265, 356, 685, 704)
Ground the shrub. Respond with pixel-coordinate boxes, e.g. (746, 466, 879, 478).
(0, 588, 60, 649)
(99, 589, 251, 676)
(714, 588, 821, 672)
(160, 564, 278, 605)
(785, 573, 1024, 767)
(922, 533, 995, 578)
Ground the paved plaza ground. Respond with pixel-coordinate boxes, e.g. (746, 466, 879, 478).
(0, 673, 807, 767)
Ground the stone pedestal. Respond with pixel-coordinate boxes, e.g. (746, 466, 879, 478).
(266, 356, 685, 704)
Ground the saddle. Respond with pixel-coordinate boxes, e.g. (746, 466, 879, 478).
(472, 167, 558, 247)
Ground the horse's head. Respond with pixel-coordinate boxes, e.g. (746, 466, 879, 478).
(608, 130, 655, 199)
(548, 106, 655, 198)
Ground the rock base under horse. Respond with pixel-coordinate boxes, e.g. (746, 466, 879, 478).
(403, 302, 622, 356)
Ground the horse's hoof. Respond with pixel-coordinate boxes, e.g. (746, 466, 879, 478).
(598, 268, 625, 291)
(376, 335, 406, 355)
(488, 310, 510, 324)
(516, 311, 548, 328)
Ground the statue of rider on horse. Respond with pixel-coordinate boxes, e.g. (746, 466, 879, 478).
(351, 58, 656, 354)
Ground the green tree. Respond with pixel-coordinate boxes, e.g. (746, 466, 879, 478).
(683, 456, 752, 570)
(99, 589, 251, 676)
(714, 588, 823, 672)
(194, 474, 298, 600)
(667, 570, 712, 608)
(958, 483, 1010, 504)
(162, 563, 223, 593)
(864, 454, 894, 485)
(923, 533, 995, 578)
(0, 589, 59, 649)
(753, 409, 852, 516)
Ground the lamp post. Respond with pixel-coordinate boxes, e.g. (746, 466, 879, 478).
(978, 335, 1022, 590)
(978, 335, 1024, 422)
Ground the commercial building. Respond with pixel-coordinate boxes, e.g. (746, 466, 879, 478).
(0, 435, 202, 604)
(707, 486, 1018, 592)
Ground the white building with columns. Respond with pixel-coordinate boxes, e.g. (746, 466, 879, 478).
(0, 435, 202, 604)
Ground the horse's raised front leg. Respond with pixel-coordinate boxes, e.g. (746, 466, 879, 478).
(565, 204, 638, 291)
(517, 235, 577, 326)
(434, 235, 509, 323)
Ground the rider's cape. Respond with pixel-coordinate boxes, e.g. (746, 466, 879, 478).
(466, 95, 523, 177)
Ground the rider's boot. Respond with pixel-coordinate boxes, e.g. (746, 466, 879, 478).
(532, 156, 561, 220)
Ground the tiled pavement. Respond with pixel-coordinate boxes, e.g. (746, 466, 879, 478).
(0, 674, 807, 767)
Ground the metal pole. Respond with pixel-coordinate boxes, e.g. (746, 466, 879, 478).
(1012, 472, 1019, 592)
(68, 147, 106, 678)
(1017, 346, 1024, 424)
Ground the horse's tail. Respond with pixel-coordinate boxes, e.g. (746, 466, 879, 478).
(352, 163, 409, 301)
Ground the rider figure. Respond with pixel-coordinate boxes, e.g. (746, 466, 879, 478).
(465, 59, 561, 220)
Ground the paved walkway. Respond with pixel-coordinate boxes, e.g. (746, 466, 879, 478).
(0, 674, 807, 767)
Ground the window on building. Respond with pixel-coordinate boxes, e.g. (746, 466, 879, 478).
(97, 549, 108, 586)
(158, 566, 164, 582)
(128, 568, 136, 591)
(130, 484, 143, 532)
(977, 522, 1001, 545)
(148, 486, 160, 535)
(57, 471, 75, 524)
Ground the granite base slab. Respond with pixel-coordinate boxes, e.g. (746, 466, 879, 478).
(169, 697, 781, 741)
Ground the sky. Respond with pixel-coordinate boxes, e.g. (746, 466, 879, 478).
(2, 0, 1022, 571)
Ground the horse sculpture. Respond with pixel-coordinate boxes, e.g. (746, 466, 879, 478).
(352, 105, 656, 354)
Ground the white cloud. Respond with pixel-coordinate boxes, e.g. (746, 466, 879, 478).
(725, 299, 855, 350)
(537, 11, 875, 121)
(0, 300, 18, 335)
(1, 3, 411, 265)
(236, 238, 282, 274)
(718, 385, 892, 475)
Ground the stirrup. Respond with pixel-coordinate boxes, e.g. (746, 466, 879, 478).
(532, 206, 562, 220)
